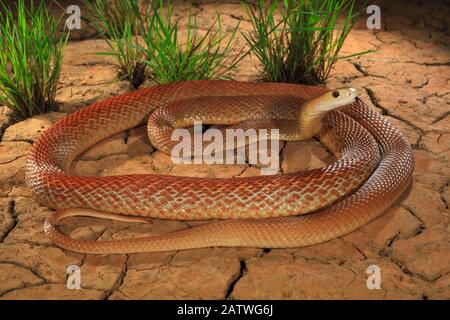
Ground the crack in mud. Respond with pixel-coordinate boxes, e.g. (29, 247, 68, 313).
(401, 205, 426, 228)
(390, 258, 433, 283)
(278, 141, 287, 174)
(225, 259, 247, 299)
(0, 155, 28, 166)
(104, 254, 129, 300)
(438, 182, 449, 210)
(0, 260, 48, 297)
(0, 282, 46, 298)
(351, 62, 386, 80)
(0, 200, 17, 243)
(431, 111, 450, 124)
(365, 87, 425, 133)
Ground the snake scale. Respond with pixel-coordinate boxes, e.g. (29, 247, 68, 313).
(25, 80, 414, 254)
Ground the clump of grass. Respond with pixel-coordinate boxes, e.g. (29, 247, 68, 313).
(86, 1, 245, 86)
(137, 1, 245, 84)
(243, 0, 370, 85)
(85, 0, 146, 89)
(0, 0, 67, 120)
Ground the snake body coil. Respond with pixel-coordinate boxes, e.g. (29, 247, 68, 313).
(25, 81, 413, 254)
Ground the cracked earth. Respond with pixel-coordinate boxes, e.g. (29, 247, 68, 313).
(0, 0, 449, 299)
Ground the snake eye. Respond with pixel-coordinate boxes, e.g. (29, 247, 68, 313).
(332, 91, 340, 98)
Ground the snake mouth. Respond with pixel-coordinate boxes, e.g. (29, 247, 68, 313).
(336, 97, 358, 110)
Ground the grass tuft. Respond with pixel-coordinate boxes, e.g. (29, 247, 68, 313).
(87, 1, 246, 86)
(135, 0, 245, 84)
(85, 0, 146, 89)
(0, 0, 68, 120)
(243, 0, 371, 85)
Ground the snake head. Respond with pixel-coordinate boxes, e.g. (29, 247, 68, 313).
(298, 87, 358, 140)
(313, 87, 358, 113)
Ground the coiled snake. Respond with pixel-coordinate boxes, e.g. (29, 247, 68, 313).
(25, 81, 413, 254)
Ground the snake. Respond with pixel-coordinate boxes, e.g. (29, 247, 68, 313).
(25, 80, 414, 254)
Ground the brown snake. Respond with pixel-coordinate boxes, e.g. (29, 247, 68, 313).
(25, 80, 414, 254)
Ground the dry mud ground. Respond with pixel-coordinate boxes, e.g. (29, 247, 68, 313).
(0, 0, 449, 299)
